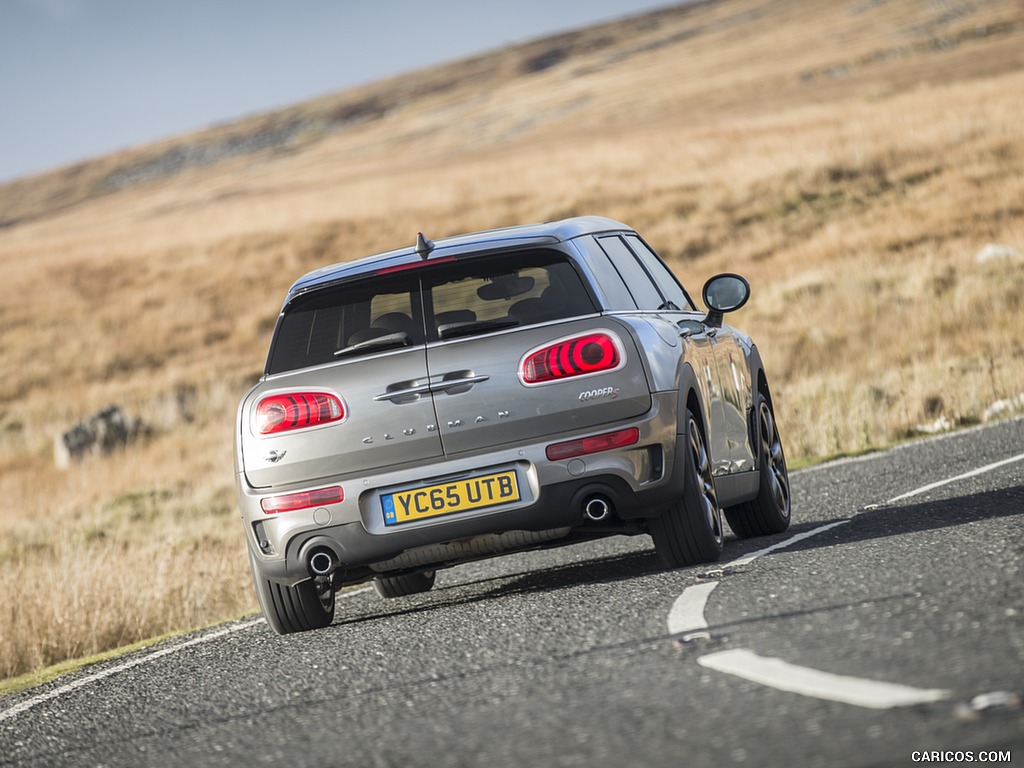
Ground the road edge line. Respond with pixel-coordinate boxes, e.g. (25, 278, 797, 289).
(0, 586, 373, 724)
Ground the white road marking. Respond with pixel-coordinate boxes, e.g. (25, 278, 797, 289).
(886, 452, 1024, 503)
(0, 619, 264, 725)
(725, 520, 851, 569)
(666, 520, 850, 637)
(0, 586, 374, 724)
(673, 452, 1024, 709)
(698, 649, 950, 709)
(667, 582, 718, 635)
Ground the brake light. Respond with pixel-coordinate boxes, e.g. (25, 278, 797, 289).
(261, 486, 344, 514)
(520, 332, 624, 385)
(255, 392, 344, 435)
(546, 427, 640, 461)
(376, 256, 456, 275)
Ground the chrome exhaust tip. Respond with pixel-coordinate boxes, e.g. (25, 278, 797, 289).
(308, 548, 337, 577)
(583, 496, 612, 522)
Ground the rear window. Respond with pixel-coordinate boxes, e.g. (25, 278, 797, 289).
(266, 249, 595, 374)
(267, 273, 421, 375)
(424, 250, 595, 341)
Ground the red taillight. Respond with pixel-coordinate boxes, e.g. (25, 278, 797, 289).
(255, 392, 344, 435)
(261, 486, 345, 514)
(546, 427, 640, 461)
(520, 332, 624, 385)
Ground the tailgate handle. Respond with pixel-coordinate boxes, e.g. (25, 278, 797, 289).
(431, 373, 489, 396)
(373, 382, 432, 402)
(373, 374, 489, 402)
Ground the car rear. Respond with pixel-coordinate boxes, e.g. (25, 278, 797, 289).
(235, 229, 683, 599)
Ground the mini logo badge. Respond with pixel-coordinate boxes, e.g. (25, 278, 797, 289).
(265, 449, 287, 463)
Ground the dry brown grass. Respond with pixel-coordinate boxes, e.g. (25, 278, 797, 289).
(1, 0, 1023, 682)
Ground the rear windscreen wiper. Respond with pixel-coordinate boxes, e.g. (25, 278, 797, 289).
(334, 332, 410, 359)
(438, 318, 520, 340)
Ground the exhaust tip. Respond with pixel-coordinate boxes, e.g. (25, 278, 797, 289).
(308, 548, 336, 577)
(583, 496, 612, 522)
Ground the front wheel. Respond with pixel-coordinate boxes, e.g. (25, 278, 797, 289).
(249, 550, 335, 635)
(648, 410, 724, 568)
(724, 392, 791, 538)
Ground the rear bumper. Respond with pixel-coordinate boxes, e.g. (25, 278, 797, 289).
(238, 392, 682, 586)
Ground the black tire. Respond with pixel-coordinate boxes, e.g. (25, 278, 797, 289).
(249, 550, 335, 635)
(649, 409, 724, 568)
(373, 570, 437, 599)
(724, 392, 792, 538)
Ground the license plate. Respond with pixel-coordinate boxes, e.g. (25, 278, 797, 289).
(381, 470, 520, 526)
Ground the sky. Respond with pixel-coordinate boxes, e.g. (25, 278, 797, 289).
(0, 0, 675, 183)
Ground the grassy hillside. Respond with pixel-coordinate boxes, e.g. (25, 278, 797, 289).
(2, 0, 1023, 681)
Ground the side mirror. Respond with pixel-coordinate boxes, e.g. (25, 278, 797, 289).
(702, 273, 750, 327)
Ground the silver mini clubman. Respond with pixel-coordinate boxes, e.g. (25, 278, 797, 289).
(234, 216, 791, 633)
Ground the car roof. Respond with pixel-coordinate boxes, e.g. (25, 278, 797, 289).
(286, 215, 631, 299)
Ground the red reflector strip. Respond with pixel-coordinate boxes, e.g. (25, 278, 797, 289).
(545, 427, 640, 461)
(261, 486, 344, 514)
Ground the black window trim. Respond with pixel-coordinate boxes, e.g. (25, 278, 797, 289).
(621, 233, 697, 311)
(594, 233, 671, 312)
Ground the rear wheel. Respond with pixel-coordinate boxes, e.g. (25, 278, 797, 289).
(249, 550, 335, 635)
(724, 392, 791, 538)
(649, 410, 724, 568)
(373, 570, 437, 599)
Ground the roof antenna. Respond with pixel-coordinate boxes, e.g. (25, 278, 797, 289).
(416, 232, 435, 260)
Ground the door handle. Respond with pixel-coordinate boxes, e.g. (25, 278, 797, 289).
(374, 374, 489, 402)
(425, 374, 485, 397)
(431, 374, 490, 394)
(373, 382, 432, 402)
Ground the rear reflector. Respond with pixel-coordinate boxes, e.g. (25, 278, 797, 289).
(255, 392, 344, 435)
(261, 486, 344, 514)
(545, 427, 640, 461)
(520, 331, 624, 385)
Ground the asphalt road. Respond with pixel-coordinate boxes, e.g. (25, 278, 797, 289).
(2, 416, 1022, 768)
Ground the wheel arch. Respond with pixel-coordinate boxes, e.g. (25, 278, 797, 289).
(667, 362, 706, 514)
(677, 362, 708, 437)
(746, 344, 774, 454)
(748, 344, 771, 400)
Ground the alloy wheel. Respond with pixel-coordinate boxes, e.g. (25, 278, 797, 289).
(759, 402, 790, 518)
(688, 417, 723, 544)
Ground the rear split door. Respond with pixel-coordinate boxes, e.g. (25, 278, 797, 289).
(420, 250, 652, 456)
(240, 273, 443, 489)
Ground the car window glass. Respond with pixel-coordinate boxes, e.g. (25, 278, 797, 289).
(574, 236, 637, 310)
(424, 250, 595, 340)
(624, 235, 693, 310)
(596, 236, 664, 310)
(268, 251, 598, 372)
(268, 275, 421, 374)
